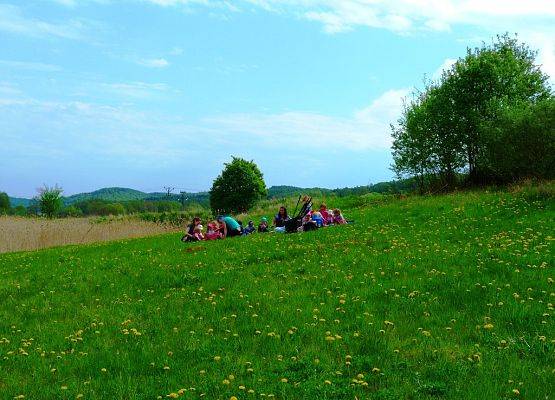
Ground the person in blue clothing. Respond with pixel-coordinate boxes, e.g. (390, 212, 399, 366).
(243, 220, 256, 235)
(311, 211, 325, 227)
(217, 215, 243, 238)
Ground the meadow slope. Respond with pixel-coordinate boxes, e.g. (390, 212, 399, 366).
(0, 184, 553, 399)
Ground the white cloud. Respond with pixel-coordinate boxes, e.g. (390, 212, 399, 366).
(141, 1, 554, 35)
(169, 46, 184, 55)
(432, 58, 457, 80)
(0, 87, 408, 170)
(101, 81, 171, 98)
(138, 58, 170, 68)
(136, 1, 555, 81)
(0, 4, 86, 39)
(207, 88, 410, 151)
(0, 60, 62, 72)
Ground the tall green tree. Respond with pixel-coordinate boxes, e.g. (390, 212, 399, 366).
(0, 192, 10, 214)
(392, 34, 552, 188)
(210, 157, 267, 214)
(447, 34, 551, 180)
(37, 185, 63, 218)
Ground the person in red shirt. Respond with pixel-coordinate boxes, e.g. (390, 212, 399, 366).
(319, 203, 332, 225)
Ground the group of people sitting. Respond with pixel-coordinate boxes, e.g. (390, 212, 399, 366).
(273, 203, 346, 232)
(182, 203, 347, 242)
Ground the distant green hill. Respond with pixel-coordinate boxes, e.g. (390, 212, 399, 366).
(64, 187, 150, 204)
(8, 197, 32, 207)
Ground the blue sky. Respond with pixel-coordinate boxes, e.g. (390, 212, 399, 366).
(1, 1, 554, 197)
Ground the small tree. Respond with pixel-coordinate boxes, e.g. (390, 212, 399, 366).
(13, 205, 28, 216)
(0, 192, 10, 214)
(210, 157, 267, 214)
(37, 185, 63, 218)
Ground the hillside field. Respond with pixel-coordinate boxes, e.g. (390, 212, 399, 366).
(0, 183, 553, 399)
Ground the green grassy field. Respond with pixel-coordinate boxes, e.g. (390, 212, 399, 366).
(1, 183, 553, 400)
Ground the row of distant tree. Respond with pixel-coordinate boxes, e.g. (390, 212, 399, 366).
(1, 172, 416, 218)
(392, 34, 554, 192)
(0, 187, 191, 218)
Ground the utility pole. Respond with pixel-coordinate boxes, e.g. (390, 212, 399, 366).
(163, 186, 175, 199)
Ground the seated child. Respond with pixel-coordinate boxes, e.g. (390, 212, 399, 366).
(332, 209, 347, 225)
(319, 204, 333, 225)
(205, 220, 223, 240)
(302, 213, 318, 231)
(311, 211, 325, 227)
(193, 224, 205, 241)
(243, 220, 256, 235)
(258, 217, 269, 233)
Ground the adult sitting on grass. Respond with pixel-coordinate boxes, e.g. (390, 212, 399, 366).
(217, 215, 243, 238)
(274, 206, 290, 233)
(182, 217, 202, 242)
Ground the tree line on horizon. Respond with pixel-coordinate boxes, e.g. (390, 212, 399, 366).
(0, 178, 414, 218)
(392, 34, 554, 192)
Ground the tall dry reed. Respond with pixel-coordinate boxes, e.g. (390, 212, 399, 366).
(0, 216, 180, 253)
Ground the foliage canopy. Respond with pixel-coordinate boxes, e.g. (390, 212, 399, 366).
(210, 157, 267, 214)
(392, 34, 553, 191)
(0, 192, 10, 214)
(37, 185, 63, 218)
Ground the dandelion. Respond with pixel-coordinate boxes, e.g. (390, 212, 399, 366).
(483, 323, 494, 330)
(280, 378, 288, 383)
(214, 356, 221, 361)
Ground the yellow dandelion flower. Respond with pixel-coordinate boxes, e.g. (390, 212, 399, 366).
(483, 323, 494, 330)
(214, 356, 221, 361)
(280, 378, 288, 383)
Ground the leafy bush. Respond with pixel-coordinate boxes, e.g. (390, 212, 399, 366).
(480, 98, 555, 182)
(0, 192, 10, 214)
(59, 205, 84, 217)
(12, 205, 27, 216)
(37, 185, 63, 218)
